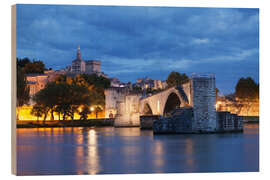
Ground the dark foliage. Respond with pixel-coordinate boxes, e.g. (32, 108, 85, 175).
(166, 71, 189, 87)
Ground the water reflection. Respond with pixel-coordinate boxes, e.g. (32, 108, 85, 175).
(152, 140, 164, 173)
(86, 129, 101, 174)
(17, 124, 259, 175)
(185, 138, 194, 168)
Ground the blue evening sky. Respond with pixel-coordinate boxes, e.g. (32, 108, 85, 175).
(16, 4, 259, 95)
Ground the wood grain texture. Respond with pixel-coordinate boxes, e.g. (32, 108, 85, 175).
(11, 4, 17, 175)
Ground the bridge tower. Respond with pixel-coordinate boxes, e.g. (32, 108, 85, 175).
(191, 74, 217, 132)
(105, 87, 141, 127)
(114, 94, 141, 127)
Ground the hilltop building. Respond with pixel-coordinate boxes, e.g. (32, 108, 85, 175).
(70, 45, 107, 77)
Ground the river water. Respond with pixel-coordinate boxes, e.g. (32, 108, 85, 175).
(16, 124, 259, 175)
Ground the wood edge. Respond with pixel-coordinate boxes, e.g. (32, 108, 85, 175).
(11, 4, 17, 176)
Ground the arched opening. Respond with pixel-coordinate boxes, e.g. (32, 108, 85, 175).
(142, 103, 153, 115)
(163, 92, 181, 116)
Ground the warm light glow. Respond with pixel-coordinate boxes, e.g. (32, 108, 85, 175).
(87, 129, 100, 174)
(215, 101, 222, 110)
(89, 129, 95, 136)
(17, 105, 105, 121)
(157, 100, 160, 114)
(215, 98, 259, 116)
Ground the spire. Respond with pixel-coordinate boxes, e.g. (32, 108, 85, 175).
(77, 45, 81, 59)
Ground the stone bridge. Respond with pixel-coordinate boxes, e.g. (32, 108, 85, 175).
(139, 83, 192, 116)
(105, 75, 217, 129)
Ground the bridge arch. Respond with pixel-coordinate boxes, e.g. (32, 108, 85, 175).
(163, 92, 181, 116)
(139, 84, 191, 116)
(142, 103, 153, 115)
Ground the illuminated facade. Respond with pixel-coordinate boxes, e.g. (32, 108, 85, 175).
(216, 97, 259, 116)
(27, 74, 48, 97)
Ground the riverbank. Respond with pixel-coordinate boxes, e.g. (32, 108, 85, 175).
(16, 116, 259, 128)
(16, 118, 114, 128)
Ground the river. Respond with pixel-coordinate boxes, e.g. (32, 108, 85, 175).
(16, 124, 259, 175)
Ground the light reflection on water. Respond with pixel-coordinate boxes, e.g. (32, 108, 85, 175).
(16, 124, 259, 175)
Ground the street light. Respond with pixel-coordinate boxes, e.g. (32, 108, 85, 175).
(90, 107, 94, 111)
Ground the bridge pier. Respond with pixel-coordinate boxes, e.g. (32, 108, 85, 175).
(191, 75, 217, 132)
(114, 94, 141, 127)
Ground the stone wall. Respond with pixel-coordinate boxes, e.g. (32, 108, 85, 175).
(153, 109, 243, 134)
(114, 94, 141, 127)
(140, 115, 161, 129)
(191, 76, 217, 132)
(105, 87, 129, 118)
(153, 107, 194, 134)
(217, 111, 243, 132)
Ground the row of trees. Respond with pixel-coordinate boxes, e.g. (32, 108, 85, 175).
(17, 57, 46, 74)
(31, 74, 110, 123)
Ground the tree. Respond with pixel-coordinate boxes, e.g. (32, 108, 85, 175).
(73, 74, 110, 113)
(79, 106, 91, 120)
(32, 89, 51, 123)
(23, 60, 45, 74)
(30, 104, 44, 123)
(17, 57, 46, 74)
(79, 73, 110, 89)
(16, 66, 30, 120)
(54, 74, 74, 85)
(94, 106, 103, 118)
(235, 77, 258, 99)
(17, 57, 30, 68)
(31, 73, 110, 121)
(32, 82, 91, 121)
(66, 84, 91, 120)
(166, 72, 189, 87)
(235, 77, 259, 116)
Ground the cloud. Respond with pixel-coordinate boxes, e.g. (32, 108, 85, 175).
(191, 38, 210, 45)
(16, 5, 259, 94)
(204, 48, 259, 63)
